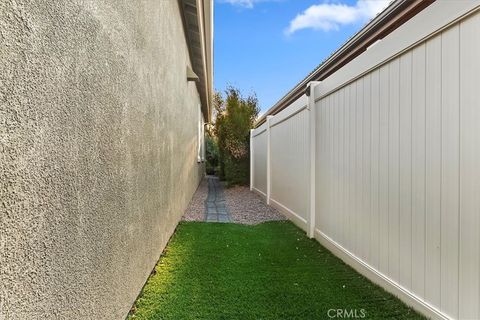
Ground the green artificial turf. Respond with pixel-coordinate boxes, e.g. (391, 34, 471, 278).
(128, 221, 424, 320)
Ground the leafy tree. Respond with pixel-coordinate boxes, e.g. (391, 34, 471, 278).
(213, 87, 259, 185)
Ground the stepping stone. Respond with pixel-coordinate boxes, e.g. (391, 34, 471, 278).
(204, 176, 232, 223)
(218, 215, 230, 222)
(206, 215, 218, 222)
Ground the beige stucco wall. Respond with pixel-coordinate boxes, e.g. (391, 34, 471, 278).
(0, 1, 205, 319)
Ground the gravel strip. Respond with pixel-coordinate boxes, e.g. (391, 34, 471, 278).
(224, 185, 286, 225)
(182, 177, 286, 224)
(182, 178, 208, 222)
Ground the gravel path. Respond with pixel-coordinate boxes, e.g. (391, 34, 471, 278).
(182, 177, 286, 224)
(182, 178, 208, 222)
(224, 185, 286, 225)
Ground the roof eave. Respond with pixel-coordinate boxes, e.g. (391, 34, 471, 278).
(255, 0, 434, 127)
(179, 0, 214, 122)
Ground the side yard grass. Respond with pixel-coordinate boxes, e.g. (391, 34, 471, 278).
(128, 221, 424, 320)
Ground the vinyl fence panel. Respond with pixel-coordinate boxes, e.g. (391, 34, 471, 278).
(269, 96, 309, 226)
(251, 124, 267, 196)
(251, 2, 480, 319)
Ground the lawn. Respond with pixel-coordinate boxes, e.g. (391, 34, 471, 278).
(128, 221, 424, 320)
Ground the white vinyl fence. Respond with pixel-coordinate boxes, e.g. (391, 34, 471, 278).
(250, 2, 480, 320)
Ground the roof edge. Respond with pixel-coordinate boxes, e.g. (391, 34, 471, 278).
(255, 0, 433, 127)
(179, 0, 214, 122)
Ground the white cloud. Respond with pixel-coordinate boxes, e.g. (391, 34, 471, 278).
(221, 0, 255, 8)
(219, 0, 279, 9)
(286, 0, 390, 35)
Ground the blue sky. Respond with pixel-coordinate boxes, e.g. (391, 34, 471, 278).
(214, 0, 390, 113)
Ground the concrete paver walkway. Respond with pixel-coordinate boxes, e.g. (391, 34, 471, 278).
(182, 176, 285, 224)
(205, 176, 231, 223)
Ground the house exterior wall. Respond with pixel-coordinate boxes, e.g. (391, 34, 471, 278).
(251, 2, 480, 319)
(0, 1, 205, 319)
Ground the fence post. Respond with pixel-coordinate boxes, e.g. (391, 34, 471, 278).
(266, 115, 273, 205)
(250, 129, 254, 191)
(307, 81, 321, 238)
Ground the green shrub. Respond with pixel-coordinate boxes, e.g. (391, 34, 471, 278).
(224, 154, 249, 186)
(205, 135, 219, 175)
(213, 87, 259, 186)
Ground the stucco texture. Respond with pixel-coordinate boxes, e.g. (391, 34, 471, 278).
(0, 1, 205, 319)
